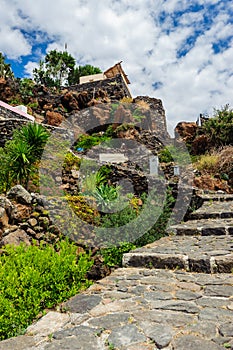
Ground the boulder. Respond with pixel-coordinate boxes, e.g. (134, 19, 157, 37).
(45, 111, 63, 126)
(0, 207, 9, 229)
(175, 122, 197, 143)
(193, 175, 230, 193)
(61, 91, 80, 111)
(0, 196, 14, 217)
(7, 185, 32, 204)
(0, 229, 31, 247)
(11, 203, 32, 221)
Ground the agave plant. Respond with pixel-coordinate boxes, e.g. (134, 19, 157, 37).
(93, 184, 124, 212)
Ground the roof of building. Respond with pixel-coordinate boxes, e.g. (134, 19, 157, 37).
(104, 61, 130, 84)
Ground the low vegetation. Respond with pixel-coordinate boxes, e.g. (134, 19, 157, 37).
(0, 239, 93, 340)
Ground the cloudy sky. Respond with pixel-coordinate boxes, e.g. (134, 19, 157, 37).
(1, 0, 233, 133)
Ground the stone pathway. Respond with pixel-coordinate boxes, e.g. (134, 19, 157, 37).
(1, 191, 233, 350)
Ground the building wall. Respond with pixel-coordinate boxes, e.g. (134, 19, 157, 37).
(0, 106, 31, 121)
(0, 118, 71, 148)
(0, 102, 34, 121)
(79, 73, 106, 84)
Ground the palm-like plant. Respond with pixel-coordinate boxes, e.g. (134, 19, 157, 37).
(0, 123, 50, 191)
(4, 140, 33, 187)
(15, 123, 50, 160)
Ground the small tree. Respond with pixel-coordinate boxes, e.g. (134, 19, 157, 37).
(67, 64, 102, 85)
(33, 50, 76, 88)
(202, 104, 233, 148)
(19, 78, 35, 103)
(0, 53, 14, 79)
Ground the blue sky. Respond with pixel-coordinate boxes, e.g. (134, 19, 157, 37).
(0, 0, 233, 133)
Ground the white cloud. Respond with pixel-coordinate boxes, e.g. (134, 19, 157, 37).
(24, 61, 39, 77)
(0, 26, 31, 59)
(0, 0, 232, 134)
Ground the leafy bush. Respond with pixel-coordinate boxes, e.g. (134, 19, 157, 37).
(94, 187, 174, 247)
(0, 239, 93, 340)
(134, 187, 175, 246)
(159, 145, 191, 165)
(75, 133, 111, 150)
(202, 104, 233, 148)
(159, 146, 173, 163)
(195, 154, 219, 173)
(100, 242, 136, 267)
(63, 152, 81, 171)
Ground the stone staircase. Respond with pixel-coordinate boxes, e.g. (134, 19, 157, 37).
(123, 192, 233, 274)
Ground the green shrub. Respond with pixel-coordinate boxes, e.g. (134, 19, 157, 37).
(195, 154, 219, 173)
(94, 187, 172, 247)
(202, 104, 233, 148)
(159, 145, 191, 165)
(63, 152, 81, 171)
(100, 242, 136, 267)
(75, 133, 111, 150)
(0, 239, 93, 340)
(134, 187, 175, 246)
(14, 122, 50, 160)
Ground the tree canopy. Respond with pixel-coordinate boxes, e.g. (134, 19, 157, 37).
(33, 50, 101, 88)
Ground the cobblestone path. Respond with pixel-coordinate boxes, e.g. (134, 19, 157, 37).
(1, 192, 233, 350)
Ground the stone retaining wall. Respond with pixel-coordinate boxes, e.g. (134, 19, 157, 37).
(0, 119, 28, 147)
(0, 118, 72, 148)
(65, 74, 132, 100)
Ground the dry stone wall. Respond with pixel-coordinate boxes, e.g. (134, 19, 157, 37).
(66, 74, 132, 100)
(0, 118, 72, 148)
(0, 119, 28, 147)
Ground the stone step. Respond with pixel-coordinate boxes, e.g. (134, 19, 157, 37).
(167, 218, 233, 236)
(189, 201, 233, 220)
(196, 192, 233, 202)
(123, 235, 233, 273)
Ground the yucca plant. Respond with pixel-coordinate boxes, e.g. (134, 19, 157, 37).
(0, 123, 50, 191)
(3, 140, 33, 188)
(15, 123, 50, 160)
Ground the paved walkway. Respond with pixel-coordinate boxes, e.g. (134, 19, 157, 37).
(1, 192, 233, 350)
